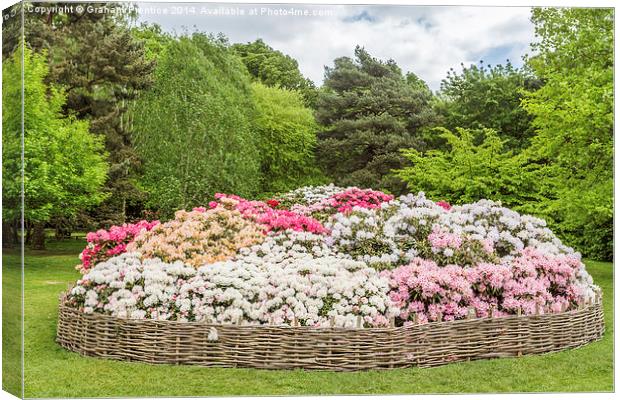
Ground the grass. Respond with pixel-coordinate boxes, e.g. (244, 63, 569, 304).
(2, 240, 22, 397)
(1, 239, 613, 398)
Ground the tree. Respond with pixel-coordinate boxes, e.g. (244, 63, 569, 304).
(131, 34, 262, 217)
(251, 82, 325, 193)
(232, 39, 319, 107)
(522, 8, 613, 260)
(2, 46, 109, 249)
(436, 61, 540, 150)
(395, 128, 541, 210)
(315, 46, 436, 194)
(131, 23, 173, 62)
(13, 2, 155, 226)
(1, 4, 22, 61)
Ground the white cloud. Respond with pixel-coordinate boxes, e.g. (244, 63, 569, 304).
(137, 4, 535, 90)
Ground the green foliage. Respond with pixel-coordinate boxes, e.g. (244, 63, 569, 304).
(399, 9, 614, 261)
(406, 72, 433, 95)
(316, 46, 437, 194)
(522, 8, 613, 260)
(436, 61, 539, 150)
(16, 3, 155, 225)
(2, 46, 109, 225)
(131, 34, 262, 217)
(1, 4, 21, 61)
(232, 39, 319, 107)
(251, 82, 325, 193)
(396, 128, 540, 209)
(131, 23, 174, 61)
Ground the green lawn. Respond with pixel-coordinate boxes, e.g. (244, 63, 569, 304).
(2, 239, 614, 397)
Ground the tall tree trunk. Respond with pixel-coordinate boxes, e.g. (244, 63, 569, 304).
(31, 222, 46, 250)
(25, 223, 32, 245)
(2, 220, 15, 248)
(12, 219, 19, 246)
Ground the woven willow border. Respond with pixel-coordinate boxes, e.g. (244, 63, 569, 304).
(56, 294, 605, 371)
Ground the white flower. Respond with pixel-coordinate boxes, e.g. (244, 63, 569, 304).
(84, 290, 98, 307)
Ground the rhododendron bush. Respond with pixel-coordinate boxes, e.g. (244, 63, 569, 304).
(126, 206, 265, 268)
(68, 185, 598, 327)
(77, 220, 159, 273)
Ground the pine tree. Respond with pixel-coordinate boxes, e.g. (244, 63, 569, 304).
(316, 46, 436, 194)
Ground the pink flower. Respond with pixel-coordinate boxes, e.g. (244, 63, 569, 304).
(328, 188, 393, 213)
(211, 194, 327, 234)
(481, 238, 495, 254)
(436, 201, 452, 211)
(290, 187, 393, 216)
(428, 227, 463, 250)
(85, 232, 98, 242)
(384, 247, 588, 324)
(77, 220, 160, 274)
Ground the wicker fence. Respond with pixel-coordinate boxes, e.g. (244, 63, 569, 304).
(57, 295, 605, 371)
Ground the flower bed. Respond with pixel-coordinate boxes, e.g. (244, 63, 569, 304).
(59, 185, 604, 369)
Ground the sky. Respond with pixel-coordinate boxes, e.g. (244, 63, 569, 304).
(136, 3, 536, 91)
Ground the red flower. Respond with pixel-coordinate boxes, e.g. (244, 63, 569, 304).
(266, 199, 280, 208)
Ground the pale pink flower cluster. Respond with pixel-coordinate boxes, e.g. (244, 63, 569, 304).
(383, 247, 589, 324)
(426, 227, 498, 267)
(126, 207, 264, 268)
(428, 226, 463, 250)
